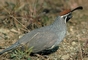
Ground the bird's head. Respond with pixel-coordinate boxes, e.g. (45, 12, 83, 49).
(60, 6, 83, 23)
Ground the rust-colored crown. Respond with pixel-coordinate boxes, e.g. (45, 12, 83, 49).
(59, 9, 71, 16)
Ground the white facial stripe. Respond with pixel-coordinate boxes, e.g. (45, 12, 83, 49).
(61, 15, 67, 23)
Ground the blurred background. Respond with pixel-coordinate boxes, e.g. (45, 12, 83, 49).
(0, 0, 88, 60)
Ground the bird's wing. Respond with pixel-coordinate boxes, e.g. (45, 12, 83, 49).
(18, 30, 58, 53)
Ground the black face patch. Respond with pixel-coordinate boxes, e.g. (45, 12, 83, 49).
(66, 13, 72, 22)
(62, 13, 72, 22)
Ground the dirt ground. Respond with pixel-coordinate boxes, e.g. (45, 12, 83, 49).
(0, 0, 88, 60)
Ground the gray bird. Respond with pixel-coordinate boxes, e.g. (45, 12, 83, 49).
(0, 6, 83, 55)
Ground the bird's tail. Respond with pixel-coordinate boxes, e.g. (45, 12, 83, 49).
(0, 42, 19, 55)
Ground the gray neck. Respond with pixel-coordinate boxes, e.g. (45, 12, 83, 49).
(51, 16, 66, 30)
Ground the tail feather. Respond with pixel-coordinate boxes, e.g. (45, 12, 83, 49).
(0, 42, 19, 55)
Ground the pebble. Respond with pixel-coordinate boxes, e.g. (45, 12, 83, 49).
(72, 42, 76, 46)
(61, 54, 70, 60)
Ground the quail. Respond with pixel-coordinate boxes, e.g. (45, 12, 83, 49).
(0, 6, 83, 55)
